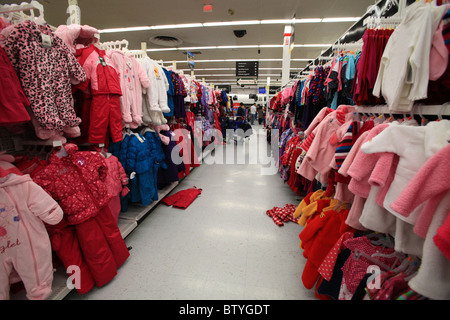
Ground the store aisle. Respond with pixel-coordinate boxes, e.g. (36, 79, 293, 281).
(66, 126, 315, 300)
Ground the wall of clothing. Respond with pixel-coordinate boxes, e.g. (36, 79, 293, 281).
(0, 6, 230, 299)
(267, 1, 450, 300)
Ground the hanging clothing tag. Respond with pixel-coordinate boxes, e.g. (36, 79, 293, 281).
(41, 33, 52, 48)
(99, 57, 107, 67)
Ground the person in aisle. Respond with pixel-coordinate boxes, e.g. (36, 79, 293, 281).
(257, 105, 264, 125)
(250, 103, 257, 125)
(236, 103, 245, 120)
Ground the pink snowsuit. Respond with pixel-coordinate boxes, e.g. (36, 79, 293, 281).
(0, 170, 63, 300)
(107, 50, 150, 128)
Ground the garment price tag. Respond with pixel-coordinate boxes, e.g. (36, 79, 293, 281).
(41, 33, 52, 48)
(99, 57, 107, 67)
(137, 135, 145, 143)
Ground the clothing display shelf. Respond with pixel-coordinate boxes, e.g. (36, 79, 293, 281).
(9, 145, 214, 300)
(120, 181, 179, 222)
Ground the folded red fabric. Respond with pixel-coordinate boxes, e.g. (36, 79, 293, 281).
(161, 187, 202, 209)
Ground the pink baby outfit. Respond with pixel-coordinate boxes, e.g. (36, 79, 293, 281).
(297, 105, 355, 183)
(107, 50, 150, 128)
(0, 158, 63, 300)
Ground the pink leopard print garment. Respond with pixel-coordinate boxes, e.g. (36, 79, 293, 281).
(4, 21, 86, 131)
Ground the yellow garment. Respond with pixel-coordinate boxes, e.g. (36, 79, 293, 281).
(293, 189, 327, 218)
(298, 198, 340, 226)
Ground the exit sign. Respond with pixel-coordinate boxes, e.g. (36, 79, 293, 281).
(203, 4, 212, 12)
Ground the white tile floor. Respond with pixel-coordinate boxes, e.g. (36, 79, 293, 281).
(66, 126, 316, 300)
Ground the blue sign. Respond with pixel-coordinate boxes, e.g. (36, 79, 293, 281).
(259, 87, 266, 94)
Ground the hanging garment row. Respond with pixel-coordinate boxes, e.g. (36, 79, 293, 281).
(0, 18, 229, 145)
(273, 103, 450, 300)
(0, 144, 131, 299)
(269, 1, 450, 134)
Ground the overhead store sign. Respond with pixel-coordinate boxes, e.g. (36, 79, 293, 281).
(187, 50, 195, 70)
(269, 86, 280, 94)
(237, 78, 257, 85)
(236, 61, 259, 77)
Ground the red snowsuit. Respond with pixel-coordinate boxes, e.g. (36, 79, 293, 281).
(31, 144, 129, 292)
(75, 45, 123, 145)
(299, 208, 354, 291)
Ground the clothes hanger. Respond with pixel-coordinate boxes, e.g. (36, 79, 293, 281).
(353, 249, 394, 272)
(55, 145, 68, 158)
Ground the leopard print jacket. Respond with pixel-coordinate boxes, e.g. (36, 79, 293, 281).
(4, 21, 86, 131)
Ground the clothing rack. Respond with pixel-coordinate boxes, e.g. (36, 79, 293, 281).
(100, 39, 129, 51)
(363, 15, 403, 29)
(0, 0, 48, 27)
(128, 42, 148, 61)
(303, 0, 406, 73)
(0, 0, 44, 19)
(332, 41, 363, 54)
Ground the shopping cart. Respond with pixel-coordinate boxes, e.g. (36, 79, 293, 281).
(228, 116, 253, 143)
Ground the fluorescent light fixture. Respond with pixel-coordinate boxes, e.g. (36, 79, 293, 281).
(99, 26, 151, 33)
(260, 19, 293, 24)
(164, 58, 313, 64)
(152, 23, 203, 29)
(203, 20, 260, 27)
(294, 44, 332, 48)
(99, 17, 362, 34)
(321, 17, 360, 23)
(147, 48, 177, 52)
(258, 44, 283, 48)
(178, 46, 218, 50)
(217, 45, 259, 49)
(195, 59, 227, 62)
(191, 74, 236, 77)
(295, 18, 323, 23)
(179, 68, 236, 71)
(196, 73, 281, 77)
(257, 59, 283, 61)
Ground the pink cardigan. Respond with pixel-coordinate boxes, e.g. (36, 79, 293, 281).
(390, 144, 450, 239)
(297, 106, 354, 182)
(107, 51, 150, 127)
(347, 123, 395, 199)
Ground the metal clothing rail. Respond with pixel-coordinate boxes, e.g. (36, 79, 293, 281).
(356, 103, 450, 117)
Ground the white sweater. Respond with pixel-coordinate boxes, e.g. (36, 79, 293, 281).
(373, 2, 446, 112)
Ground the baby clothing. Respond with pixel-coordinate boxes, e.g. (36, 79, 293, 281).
(0, 171, 63, 300)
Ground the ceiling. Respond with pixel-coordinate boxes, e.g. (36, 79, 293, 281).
(1, 0, 383, 88)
